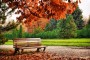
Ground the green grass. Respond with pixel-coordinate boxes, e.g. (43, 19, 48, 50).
(5, 38, 90, 47)
(5, 40, 13, 45)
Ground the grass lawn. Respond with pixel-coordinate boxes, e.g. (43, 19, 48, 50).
(5, 38, 90, 47)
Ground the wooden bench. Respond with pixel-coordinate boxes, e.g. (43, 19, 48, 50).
(13, 38, 46, 54)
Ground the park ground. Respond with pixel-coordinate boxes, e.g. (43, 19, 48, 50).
(0, 38, 90, 60)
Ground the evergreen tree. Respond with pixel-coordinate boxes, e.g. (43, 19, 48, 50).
(58, 15, 77, 38)
(18, 25, 22, 38)
(72, 7, 84, 29)
(45, 18, 57, 31)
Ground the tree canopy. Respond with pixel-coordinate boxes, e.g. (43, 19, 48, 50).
(2, 0, 81, 23)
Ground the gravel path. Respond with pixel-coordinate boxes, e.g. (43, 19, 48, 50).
(0, 45, 90, 57)
(46, 46, 90, 57)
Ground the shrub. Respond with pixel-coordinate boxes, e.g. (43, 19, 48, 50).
(35, 30, 58, 39)
(22, 32, 32, 38)
(33, 27, 43, 34)
(0, 33, 8, 44)
(77, 17, 90, 38)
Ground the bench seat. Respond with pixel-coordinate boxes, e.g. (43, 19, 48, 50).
(20, 46, 46, 49)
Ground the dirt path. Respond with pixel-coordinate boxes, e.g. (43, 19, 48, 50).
(0, 45, 90, 57)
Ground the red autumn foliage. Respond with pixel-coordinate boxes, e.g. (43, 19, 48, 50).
(23, 18, 48, 33)
(0, 52, 89, 60)
(2, 0, 81, 21)
(2, 0, 81, 33)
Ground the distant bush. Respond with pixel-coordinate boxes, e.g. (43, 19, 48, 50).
(33, 27, 43, 34)
(22, 32, 32, 38)
(0, 33, 8, 44)
(77, 26, 90, 38)
(35, 30, 58, 39)
(77, 17, 90, 38)
(4, 25, 23, 39)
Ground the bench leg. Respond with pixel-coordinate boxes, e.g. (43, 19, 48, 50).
(14, 48, 19, 55)
(43, 47, 46, 52)
(37, 48, 40, 52)
(21, 49, 24, 53)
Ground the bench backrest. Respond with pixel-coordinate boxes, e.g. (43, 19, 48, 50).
(13, 38, 41, 48)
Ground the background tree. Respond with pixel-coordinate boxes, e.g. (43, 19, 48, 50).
(72, 7, 84, 29)
(45, 18, 57, 31)
(33, 27, 43, 34)
(18, 25, 23, 38)
(86, 16, 90, 37)
(78, 16, 90, 38)
(58, 15, 77, 38)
